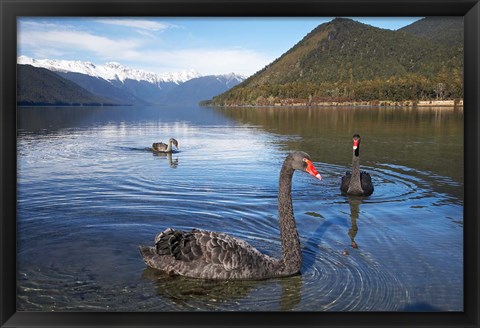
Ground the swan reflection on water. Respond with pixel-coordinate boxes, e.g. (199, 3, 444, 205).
(152, 151, 179, 168)
(141, 267, 302, 311)
(347, 197, 362, 250)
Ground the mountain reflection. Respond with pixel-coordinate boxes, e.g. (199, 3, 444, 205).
(213, 105, 463, 185)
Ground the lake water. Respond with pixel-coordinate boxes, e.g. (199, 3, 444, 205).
(16, 105, 463, 311)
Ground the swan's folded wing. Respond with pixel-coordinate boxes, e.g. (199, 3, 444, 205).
(155, 228, 258, 272)
(201, 231, 253, 272)
(152, 142, 167, 151)
(155, 229, 204, 262)
(360, 171, 374, 194)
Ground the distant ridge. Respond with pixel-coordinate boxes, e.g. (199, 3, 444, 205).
(161, 74, 244, 105)
(211, 17, 463, 106)
(17, 65, 118, 106)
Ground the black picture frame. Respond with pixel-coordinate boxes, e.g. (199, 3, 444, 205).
(1, 0, 479, 327)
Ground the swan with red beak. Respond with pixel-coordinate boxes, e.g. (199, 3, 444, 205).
(140, 151, 323, 280)
(340, 134, 374, 196)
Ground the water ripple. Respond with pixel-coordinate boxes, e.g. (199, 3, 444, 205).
(17, 116, 463, 311)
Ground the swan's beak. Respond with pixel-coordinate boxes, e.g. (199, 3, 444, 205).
(353, 139, 359, 150)
(305, 159, 322, 180)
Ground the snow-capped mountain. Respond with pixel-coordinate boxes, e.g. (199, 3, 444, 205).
(17, 56, 246, 106)
(161, 74, 245, 105)
(218, 72, 246, 88)
(17, 56, 201, 85)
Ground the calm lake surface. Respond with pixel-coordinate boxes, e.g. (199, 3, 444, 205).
(17, 105, 463, 311)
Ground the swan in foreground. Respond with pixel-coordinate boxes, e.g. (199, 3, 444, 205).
(340, 134, 374, 196)
(151, 138, 178, 153)
(139, 151, 322, 280)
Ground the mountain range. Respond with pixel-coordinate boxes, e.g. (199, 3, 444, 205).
(17, 17, 463, 107)
(17, 56, 245, 106)
(210, 17, 463, 106)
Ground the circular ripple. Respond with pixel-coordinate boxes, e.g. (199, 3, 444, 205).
(298, 236, 408, 311)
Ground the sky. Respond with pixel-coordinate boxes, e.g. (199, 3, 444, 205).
(17, 17, 421, 77)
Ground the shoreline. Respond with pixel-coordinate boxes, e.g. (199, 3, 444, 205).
(208, 99, 463, 108)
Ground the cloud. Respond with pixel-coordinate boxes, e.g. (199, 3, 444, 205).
(18, 28, 143, 60)
(95, 19, 176, 32)
(140, 48, 273, 76)
(17, 20, 272, 76)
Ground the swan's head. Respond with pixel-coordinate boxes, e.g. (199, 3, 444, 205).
(291, 151, 322, 180)
(169, 138, 179, 149)
(352, 134, 361, 150)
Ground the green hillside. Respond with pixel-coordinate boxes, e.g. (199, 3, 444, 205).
(211, 17, 463, 106)
(399, 16, 463, 48)
(17, 64, 117, 106)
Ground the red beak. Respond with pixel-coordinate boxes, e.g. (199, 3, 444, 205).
(353, 139, 359, 150)
(304, 159, 322, 180)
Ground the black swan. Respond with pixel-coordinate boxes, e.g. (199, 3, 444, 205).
(340, 134, 374, 196)
(152, 138, 178, 153)
(139, 151, 322, 280)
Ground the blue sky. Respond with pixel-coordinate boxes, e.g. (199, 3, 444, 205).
(17, 17, 421, 77)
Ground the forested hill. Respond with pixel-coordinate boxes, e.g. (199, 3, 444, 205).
(399, 16, 463, 48)
(210, 17, 463, 106)
(17, 65, 118, 106)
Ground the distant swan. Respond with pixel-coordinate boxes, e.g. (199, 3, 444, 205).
(139, 151, 322, 280)
(151, 138, 178, 153)
(340, 134, 374, 196)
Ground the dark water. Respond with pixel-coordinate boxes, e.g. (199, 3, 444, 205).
(17, 105, 463, 311)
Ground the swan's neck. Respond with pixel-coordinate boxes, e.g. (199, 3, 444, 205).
(277, 161, 302, 275)
(348, 150, 363, 193)
(165, 140, 172, 152)
(352, 151, 360, 176)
